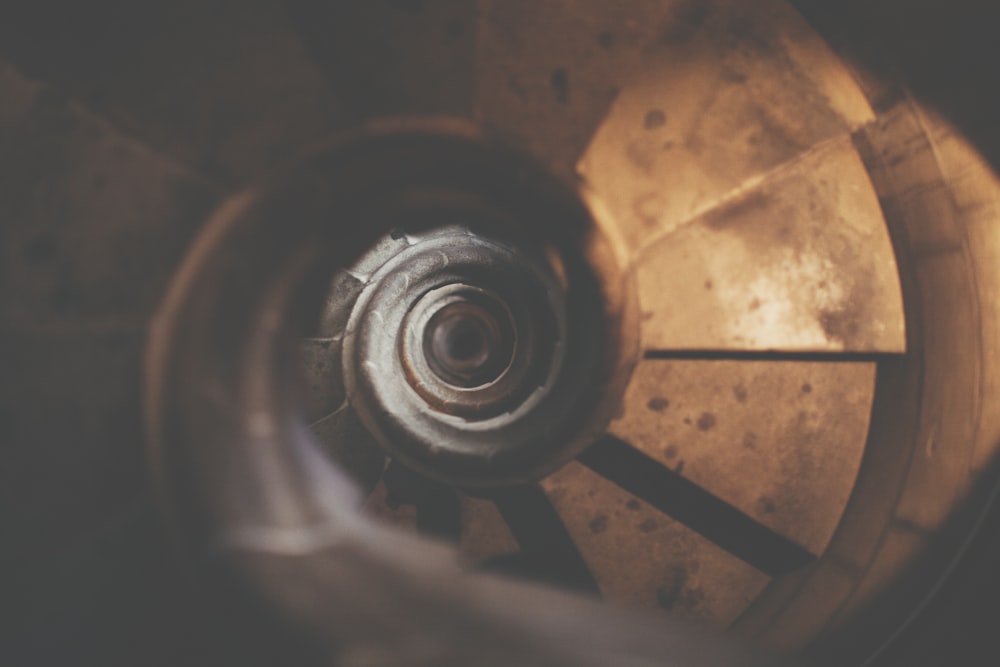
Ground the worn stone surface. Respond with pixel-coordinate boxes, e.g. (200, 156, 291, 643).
(287, 0, 476, 121)
(458, 496, 520, 566)
(540, 462, 770, 626)
(0, 60, 219, 333)
(300, 337, 346, 424)
(742, 97, 996, 653)
(922, 111, 1000, 477)
(580, 0, 874, 251)
(0, 0, 344, 186)
(855, 102, 979, 534)
(635, 137, 905, 352)
(476, 0, 677, 181)
(609, 359, 875, 556)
